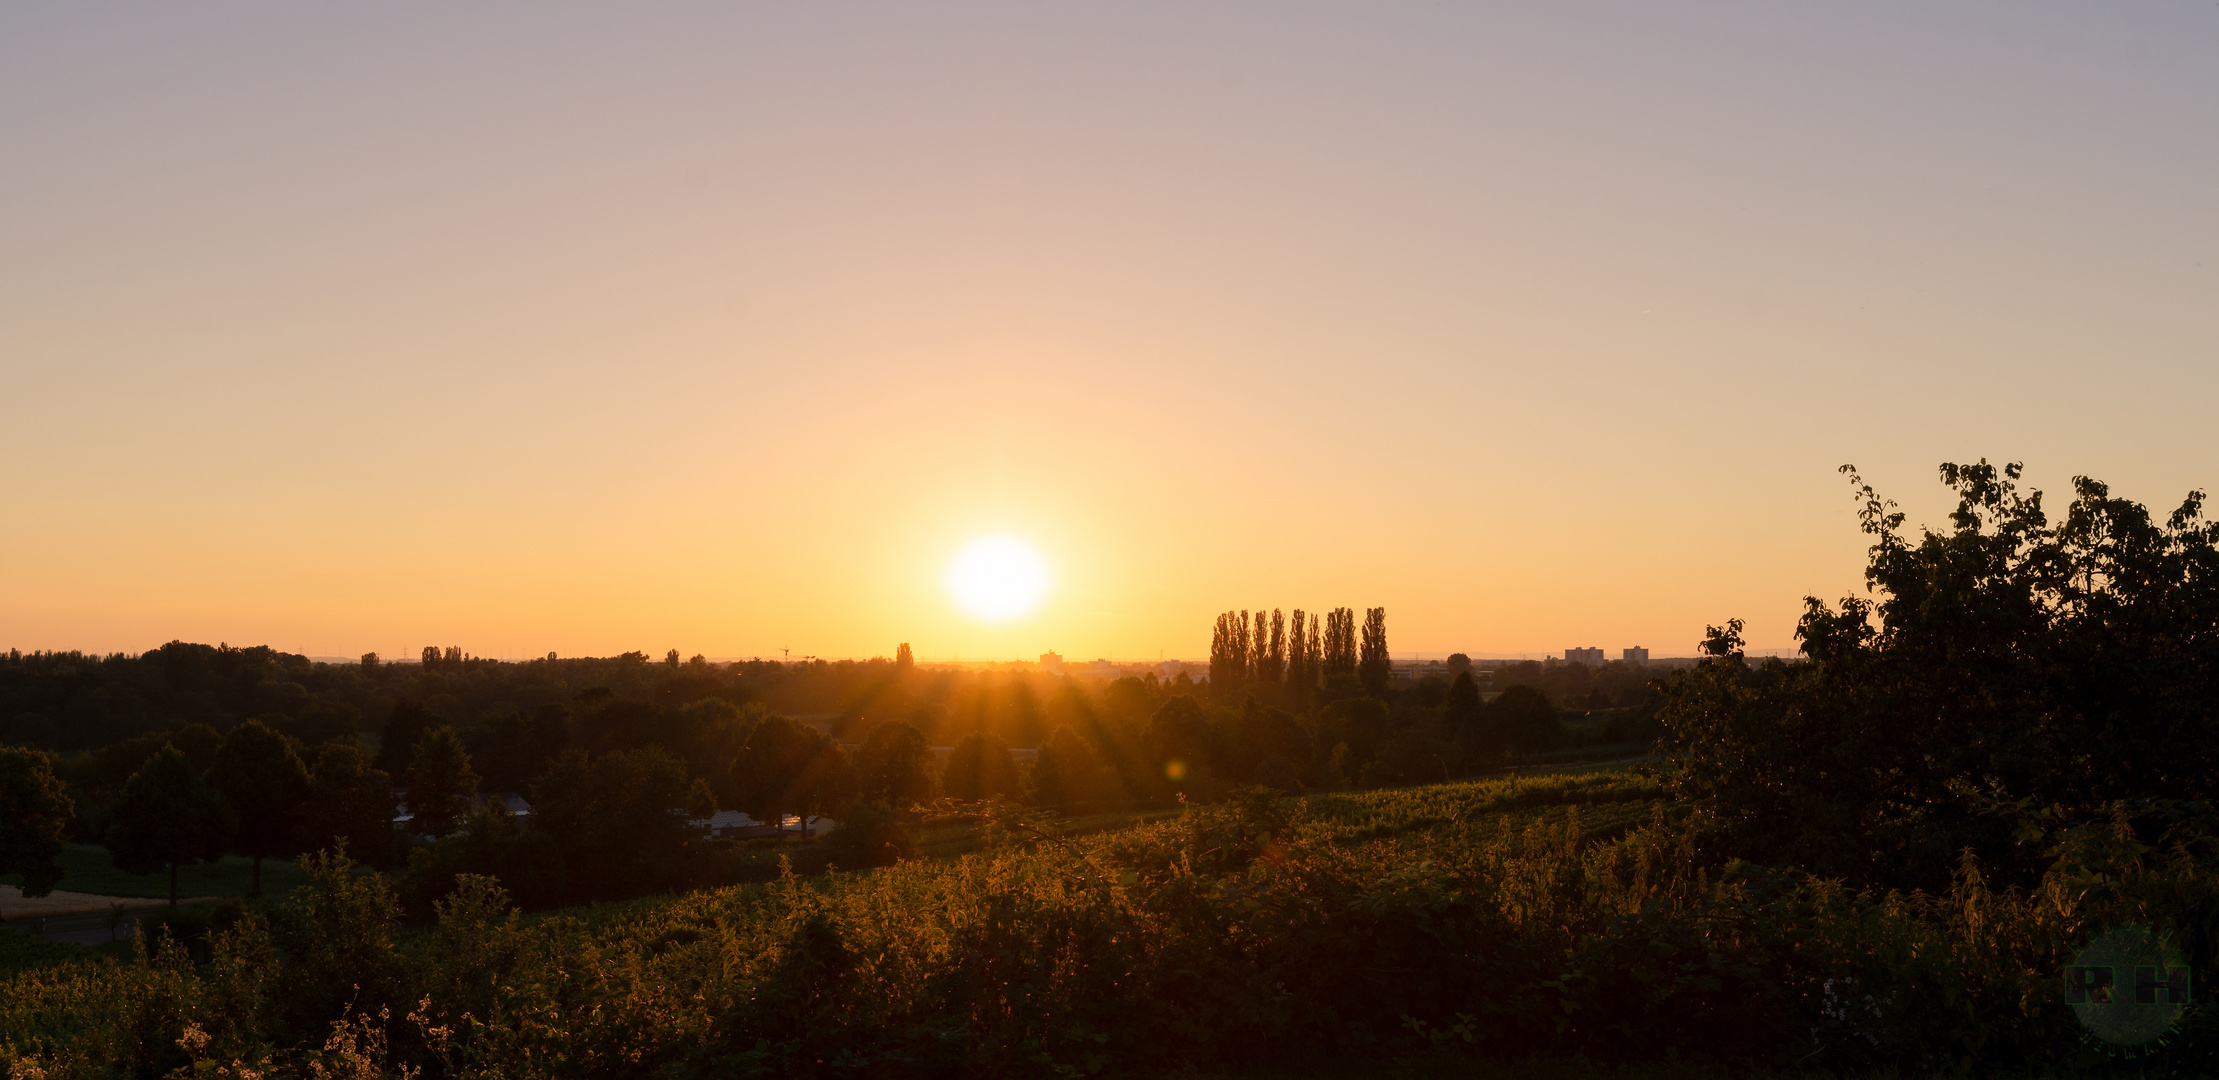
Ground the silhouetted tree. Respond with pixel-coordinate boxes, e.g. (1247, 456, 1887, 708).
(406, 725, 479, 839)
(1440, 670, 1487, 767)
(1663, 460, 2219, 887)
(1491, 685, 1563, 756)
(895, 642, 914, 673)
(1030, 726, 1110, 810)
(1323, 608, 1357, 677)
(855, 720, 936, 806)
(304, 739, 399, 869)
(0, 745, 74, 897)
(531, 745, 714, 900)
(1210, 611, 1251, 698)
(376, 699, 435, 776)
(1144, 696, 1218, 797)
(1285, 609, 1315, 694)
(106, 743, 235, 908)
(941, 731, 1023, 803)
(208, 719, 312, 895)
(730, 714, 854, 834)
(1358, 607, 1391, 697)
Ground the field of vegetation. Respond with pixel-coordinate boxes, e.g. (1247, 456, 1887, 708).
(5, 759, 2215, 1079)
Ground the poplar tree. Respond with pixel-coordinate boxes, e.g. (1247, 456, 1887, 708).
(1359, 607, 1391, 697)
(1210, 611, 1250, 696)
(1324, 608, 1358, 677)
(1285, 610, 1314, 691)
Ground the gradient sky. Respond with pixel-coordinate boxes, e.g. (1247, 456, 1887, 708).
(3, 2, 2214, 662)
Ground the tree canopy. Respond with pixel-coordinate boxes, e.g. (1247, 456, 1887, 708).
(207, 718, 312, 895)
(1661, 460, 2219, 886)
(106, 742, 235, 906)
(0, 745, 74, 897)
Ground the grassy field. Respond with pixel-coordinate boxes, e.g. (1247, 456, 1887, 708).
(1, 844, 313, 900)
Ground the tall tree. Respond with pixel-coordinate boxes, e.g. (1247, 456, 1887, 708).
(106, 743, 235, 908)
(730, 714, 854, 835)
(0, 745, 74, 898)
(1030, 726, 1111, 810)
(1209, 611, 1251, 698)
(1664, 460, 2219, 887)
(1252, 609, 1287, 687)
(531, 745, 715, 900)
(940, 731, 1024, 802)
(1324, 608, 1358, 677)
(1440, 670, 1488, 766)
(304, 739, 399, 869)
(855, 720, 936, 806)
(1284, 610, 1313, 692)
(207, 719, 312, 895)
(406, 725, 480, 839)
(895, 642, 915, 673)
(1358, 607, 1391, 697)
(376, 699, 435, 776)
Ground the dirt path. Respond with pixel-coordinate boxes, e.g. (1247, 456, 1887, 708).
(0, 885, 217, 922)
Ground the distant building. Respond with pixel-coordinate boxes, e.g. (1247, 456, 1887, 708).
(1564, 647, 1605, 667)
(1623, 646, 1650, 667)
(1038, 651, 1064, 673)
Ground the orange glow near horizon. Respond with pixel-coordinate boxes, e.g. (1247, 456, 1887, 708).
(1, 5, 2214, 663)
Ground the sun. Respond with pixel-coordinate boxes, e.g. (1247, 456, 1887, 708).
(945, 535, 1052, 622)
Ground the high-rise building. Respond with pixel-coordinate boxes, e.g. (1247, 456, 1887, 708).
(1623, 646, 1649, 667)
(1565, 647, 1605, 667)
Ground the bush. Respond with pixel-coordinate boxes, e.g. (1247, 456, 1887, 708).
(818, 801, 914, 870)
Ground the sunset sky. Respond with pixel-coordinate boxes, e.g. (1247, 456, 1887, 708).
(4, 2, 2214, 663)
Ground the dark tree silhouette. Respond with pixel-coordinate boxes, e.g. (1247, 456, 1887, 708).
(406, 725, 480, 839)
(376, 699, 436, 776)
(940, 730, 1023, 803)
(531, 745, 714, 900)
(730, 714, 854, 834)
(1358, 607, 1391, 697)
(107, 743, 235, 908)
(208, 718, 312, 895)
(855, 720, 936, 806)
(1210, 611, 1251, 698)
(1030, 726, 1110, 810)
(0, 745, 74, 897)
(1323, 608, 1357, 677)
(895, 642, 914, 673)
(305, 739, 398, 869)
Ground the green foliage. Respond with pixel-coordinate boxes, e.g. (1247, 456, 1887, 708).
(0, 745, 73, 897)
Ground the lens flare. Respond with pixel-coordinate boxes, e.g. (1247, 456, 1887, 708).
(944, 536, 1052, 622)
